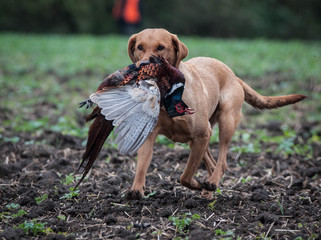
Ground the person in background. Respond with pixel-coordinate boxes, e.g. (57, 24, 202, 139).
(112, 0, 142, 35)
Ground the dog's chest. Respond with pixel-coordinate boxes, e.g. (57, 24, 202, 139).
(157, 109, 192, 143)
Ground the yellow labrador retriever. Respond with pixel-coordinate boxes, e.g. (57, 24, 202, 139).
(126, 28, 305, 199)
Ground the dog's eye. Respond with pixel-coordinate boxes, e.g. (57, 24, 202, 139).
(137, 45, 143, 51)
(157, 45, 165, 51)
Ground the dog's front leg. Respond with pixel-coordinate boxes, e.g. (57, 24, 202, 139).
(180, 128, 214, 190)
(127, 129, 158, 200)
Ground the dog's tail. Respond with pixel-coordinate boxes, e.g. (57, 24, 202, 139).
(236, 77, 306, 110)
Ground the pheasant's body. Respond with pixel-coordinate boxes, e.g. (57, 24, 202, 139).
(95, 56, 186, 100)
(76, 56, 194, 188)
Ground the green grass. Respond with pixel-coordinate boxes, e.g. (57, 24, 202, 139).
(0, 33, 320, 147)
(184, 37, 321, 80)
(0, 34, 128, 76)
(1, 34, 320, 79)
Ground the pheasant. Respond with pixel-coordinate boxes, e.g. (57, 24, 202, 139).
(75, 56, 194, 188)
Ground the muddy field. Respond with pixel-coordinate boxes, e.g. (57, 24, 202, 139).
(0, 119, 320, 239)
(1, 33, 321, 239)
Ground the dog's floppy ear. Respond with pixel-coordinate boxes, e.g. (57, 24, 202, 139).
(128, 33, 138, 63)
(171, 33, 188, 68)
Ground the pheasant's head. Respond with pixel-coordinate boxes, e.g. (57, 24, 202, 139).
(175, 102, 195, 115)
(164, 83, 195, 118)
(165, 101, 195, 118)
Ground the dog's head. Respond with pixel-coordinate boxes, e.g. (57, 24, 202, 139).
(128, 28, 188, 68)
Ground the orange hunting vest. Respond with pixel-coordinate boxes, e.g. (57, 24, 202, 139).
(123, 0, 141, 24)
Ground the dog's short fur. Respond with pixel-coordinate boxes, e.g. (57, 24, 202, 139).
(126, 28, 306, 199)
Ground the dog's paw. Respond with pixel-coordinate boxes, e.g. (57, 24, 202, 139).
(198, 180, 217, 191)
(201, 190, 214, 200)
(126, 190, 142, 200)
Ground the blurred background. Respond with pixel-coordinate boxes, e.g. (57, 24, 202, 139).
(0, 0, 320, 157)
(0, 0, 321, 39)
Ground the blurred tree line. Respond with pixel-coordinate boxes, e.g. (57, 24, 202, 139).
(0, 0, 320, 39)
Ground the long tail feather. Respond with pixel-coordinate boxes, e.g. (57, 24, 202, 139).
(75, 106, 114, 188)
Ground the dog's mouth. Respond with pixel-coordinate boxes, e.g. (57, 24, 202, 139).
(175, 103, 195, 115)
(185, 107, 195, 114)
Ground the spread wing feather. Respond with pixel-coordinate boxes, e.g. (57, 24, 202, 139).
(90, 80, 160, 155)
(115, 112, 157, 155)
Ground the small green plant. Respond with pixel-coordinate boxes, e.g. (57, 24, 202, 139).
(57, 214, 66, 221)
(127, 223, 133, 230)
(0, 211, 10, 220)
(276, 199, 284, 215)
(17, 219, 52, 236)
(169, 213, 200, 234)
(308, 234, 319, 240)
(105, 156, 111, 164)
(237, 160, 247, 167)
(60, 173, 76, 185)
(35, 193, 48, 204)
(12, 209, 28, 218)
(143, 191, 157, 199)
(152, 229, 162, 238)
(6, 203, 20, 210)
(216, 188, 223, 195)
(255, 232, 272, 240)
(1, 203, 27, 221)
(240, 176, 252, 184)
(0, 209, 27, 221)
(89, 206, 95, 218)
(173, 237, 188, 240)
(208, 200, 217, 211)
(276, 137, 295, 155)
(0, 134, 20, 143)
(54, 185, 59, 195)
(294, 236, 303, 240)
(214, 228, 235, 240)
(60, 187, 79, 199)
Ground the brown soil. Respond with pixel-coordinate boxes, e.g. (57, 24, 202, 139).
(0, 122, 320, 239)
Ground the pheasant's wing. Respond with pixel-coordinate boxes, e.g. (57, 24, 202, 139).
(96, 63, 139, 90)
(90, 80, 160, 155)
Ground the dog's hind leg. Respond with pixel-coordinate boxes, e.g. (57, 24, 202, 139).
(201, 147, 217, 199)
(203, 147, 216, 176)
(208, 107, 242, 188)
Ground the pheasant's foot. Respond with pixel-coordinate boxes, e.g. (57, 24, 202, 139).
(79, 99, 93, 109)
